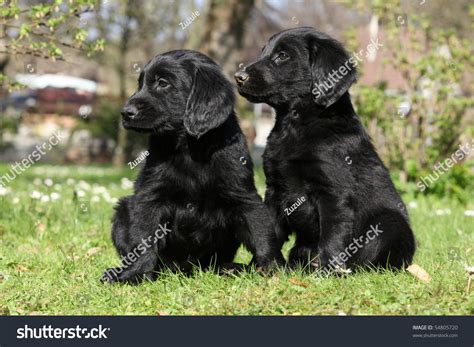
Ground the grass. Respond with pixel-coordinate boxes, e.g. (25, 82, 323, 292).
(0, 163, 473, 315)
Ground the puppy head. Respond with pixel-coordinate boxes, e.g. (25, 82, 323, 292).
(235, 27, 356, 108)
(122, 50, 234, 138)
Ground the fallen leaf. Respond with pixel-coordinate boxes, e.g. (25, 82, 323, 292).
(407, 264, 431, 283)
(37, 223, 46, 235)
(67, 255, 80, 261)
(0, 305, 9, 315)
(86, 247, 101, 258)
(15, 265, 29, 272)
(86, 229, 99, 236)
(157, 311, 169, 316)
(289, 278, 309, 288)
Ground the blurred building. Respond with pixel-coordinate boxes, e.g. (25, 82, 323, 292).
(2, 74, 96, 115)
(0, 74, 116, 163)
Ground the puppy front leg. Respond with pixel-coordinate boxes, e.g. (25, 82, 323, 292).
(101, 223, 169, 284)
(317, 196, 355, 272)
(264, 187, 291, 250)
(101, 248, 158, 284)
(239, 199, 286, 271)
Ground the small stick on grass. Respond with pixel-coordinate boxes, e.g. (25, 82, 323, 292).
(465, 266, 474, 295)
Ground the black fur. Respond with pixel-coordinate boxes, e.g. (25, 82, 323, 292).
(101, 50, 284, 284)
(236, 27, 415, 271)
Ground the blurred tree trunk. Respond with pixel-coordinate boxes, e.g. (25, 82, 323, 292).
(0, 23, 8, 144)
(95, 0, 184, 166)
(185, 0, 203, 50)
(0, 24, 9, 76)
(112, 0, 135, 167)
(0, 55, 8, 76)
(164, 0, 185, 51)
(200, 0, 255, 76)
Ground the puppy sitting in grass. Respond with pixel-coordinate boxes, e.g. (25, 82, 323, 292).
(235, 28, 416, 272)
(101, 50, 284, 284)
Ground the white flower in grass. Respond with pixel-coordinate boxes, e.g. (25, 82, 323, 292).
(66, 178, 75, 185)
(40, 195, 50, 202)
(50, 192, 60, 201)
(12, 197, 20, 204)
(0, 186, 9, 196)
(101, 191, 112, 202)
(78, 180, 90, 190)
(76, 190, 86, 198)
(408, 201, 418, 209)
(92, 185, 107, 194)
(121, 177, 133, 189)
(435, 208, 451, 216)
(464, 210, 474, 217)
(30, 191, 42, 199)
(44, 178, 53, 187)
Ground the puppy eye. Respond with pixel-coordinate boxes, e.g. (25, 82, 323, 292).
(273, 51, 290, 65)
(156, 78, 170, 89)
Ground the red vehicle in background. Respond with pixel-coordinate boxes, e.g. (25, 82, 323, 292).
(1, 74, 96, 116)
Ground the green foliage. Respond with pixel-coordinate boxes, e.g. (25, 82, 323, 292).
(392, 164, 474, 204)
(0, 0, 105, 90)
(75, 98, 148, 159)
(0, 110, 21, 150)
(421, 165, 474, 204)
(77, 98, 120, 141)
(346, 0, 474, 202)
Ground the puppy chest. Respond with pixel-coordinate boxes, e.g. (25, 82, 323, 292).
(281, 191, 316, 219)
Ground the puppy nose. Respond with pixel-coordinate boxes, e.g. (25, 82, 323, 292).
(121, 104, 138, 120)
(234, 70, 249, 85)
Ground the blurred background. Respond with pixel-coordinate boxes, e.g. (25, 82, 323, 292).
(0, 0, 473, 203)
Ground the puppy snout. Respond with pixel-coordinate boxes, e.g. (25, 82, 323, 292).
(121, 104, 139, 120)
(234, 70, 249, 86)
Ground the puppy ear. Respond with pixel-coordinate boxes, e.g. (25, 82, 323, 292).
(184, 64, 235, 138)
(307, 33, 357, 107)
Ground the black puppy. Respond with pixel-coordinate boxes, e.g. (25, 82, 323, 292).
(235, 27, 415, 272)
(102, 50, 284, 284)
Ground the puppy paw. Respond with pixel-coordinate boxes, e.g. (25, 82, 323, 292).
(257, 258, 286, 274)
(100, 267, 122, 284)
(310, 258, 320, 269)
(100, 267, 156, 284)
(217, 262, 249, 275)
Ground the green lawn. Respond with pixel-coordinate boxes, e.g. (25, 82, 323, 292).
(0, 163, 473, 315)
